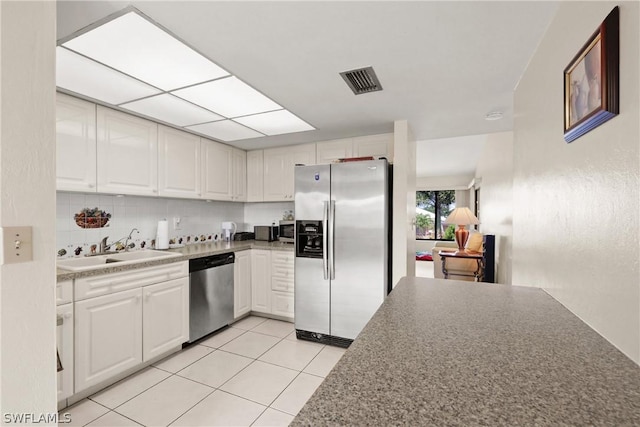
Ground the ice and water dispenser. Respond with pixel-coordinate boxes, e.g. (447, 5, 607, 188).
(295, 221, 324, 259)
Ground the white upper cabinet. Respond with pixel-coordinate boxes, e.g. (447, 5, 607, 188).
(263, 143, 316, 201)
(200, 138, 232, 201)
(232, 148, 247, 202)
(158, 125, 201, 199)
(315, 134, 394, 164)
(56, 93, 97, 192)
(316, 138, 353, 164)
(97, 106, 158, 196)
(352, 133, 394, 162)
(246, 150, 264, 202)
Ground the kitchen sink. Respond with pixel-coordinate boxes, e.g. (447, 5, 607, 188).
(57, 250, 182, 272)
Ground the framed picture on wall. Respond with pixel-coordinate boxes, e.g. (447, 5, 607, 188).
(563, 6, 619, 143)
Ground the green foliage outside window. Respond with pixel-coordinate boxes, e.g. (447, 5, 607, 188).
(416, 190, 456, 240)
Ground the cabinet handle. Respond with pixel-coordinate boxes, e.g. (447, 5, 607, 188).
(145, 292, 151, 301)
(88, 184, 95, 188)
(135, 295, 141, 303)
(64, 313, 72, 319)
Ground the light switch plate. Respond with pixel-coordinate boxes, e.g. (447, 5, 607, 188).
(1, 226, 33, 264)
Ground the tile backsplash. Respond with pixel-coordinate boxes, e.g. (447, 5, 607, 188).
(57, 192, 295, 257)
(57, 192, 244, 257)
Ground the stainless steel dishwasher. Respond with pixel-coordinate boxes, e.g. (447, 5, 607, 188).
(188, 253, 234, 343)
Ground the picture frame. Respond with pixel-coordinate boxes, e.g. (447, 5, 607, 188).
(563, 6, 619, 143)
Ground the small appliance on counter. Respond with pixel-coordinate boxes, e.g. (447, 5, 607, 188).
(233, 232, 255, 241)
(221, 221, 237, 242)
(254, 225, 279, 242)
(279, 220, 295, 243)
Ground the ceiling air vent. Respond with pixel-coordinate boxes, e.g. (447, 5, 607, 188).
(340, 66, 382, 95)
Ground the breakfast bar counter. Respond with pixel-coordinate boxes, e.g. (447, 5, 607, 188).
(292, 277, 640, 426)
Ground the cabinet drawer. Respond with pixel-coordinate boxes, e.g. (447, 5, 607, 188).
(75, 261, 188, 301)
(271, 276, 294, 293)
(271, 251, 294, 266)
(271, 291, 294, 318)
(56, 280, 73, 305)
(271, 262, 293, 280)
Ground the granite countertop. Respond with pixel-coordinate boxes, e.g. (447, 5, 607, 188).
(56, 240, 293, 281)
(292, 276, 640, 426)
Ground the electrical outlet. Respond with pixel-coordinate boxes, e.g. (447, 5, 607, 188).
(173, 217, 182, 230)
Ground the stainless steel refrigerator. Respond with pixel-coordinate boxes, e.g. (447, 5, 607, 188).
(294, 159, 391, 347)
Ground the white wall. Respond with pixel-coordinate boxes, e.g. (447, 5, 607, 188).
(57, 193, 244, 256)
(0, 1, 57, 417)
(416, 174, 473, 190)
(475, 131, 514, 285)
(513, 2, 639, 363)
(392, 120, 416, 285)
(244, 202, 294, 231)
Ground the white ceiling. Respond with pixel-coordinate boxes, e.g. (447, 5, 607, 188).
(417, 134, 490, 178)
(56, 1, 558, 176)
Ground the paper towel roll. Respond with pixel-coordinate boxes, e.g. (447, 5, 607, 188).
(156, 219, 169, 250)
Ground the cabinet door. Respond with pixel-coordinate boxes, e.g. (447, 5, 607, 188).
(263, 148, 288, 201)
(246, 150, 264, 202)
(283, 143, 317, 199)
(57, 303, 74, 401)
(234, 251, 252, 319)
(271, 291, 294, 319)
(251, 250, 271, 313)
(201, 139, 232, 200)
(232, 148, 247, 202)
(97, 106, 158, 196)
(75, 288, 142, 392)
(56, 93, 97, 192)
(316, 138, 353, 164)
(142, 277, 189, 361)
(352, 133, 394, 162)
(158, 125, 201, 199)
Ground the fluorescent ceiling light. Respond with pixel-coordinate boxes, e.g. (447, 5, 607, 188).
(234, 110, 314, 135)
(62, 12, 229, 91)
(172, 76, 282, 118)
(120, 94, 223, 127)
(56, 47, 160, 105)
(187, 120, 264, 142)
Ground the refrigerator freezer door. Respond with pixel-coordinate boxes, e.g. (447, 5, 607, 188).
(294, 164, 331, 335)
(330, 160, 388, 340)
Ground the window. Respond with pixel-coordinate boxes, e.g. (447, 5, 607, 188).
(416, 190, 456, 240)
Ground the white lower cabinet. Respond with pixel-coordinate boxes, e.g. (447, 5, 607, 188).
(250, 249, 294, 320)
(234, 250, 252, 319)
(57, 302, 74, 402)
(251, 250, 272, 313)
(142, 277, 189, 361)
(74, 261, 189, 393)
(74, 287, 143, 392)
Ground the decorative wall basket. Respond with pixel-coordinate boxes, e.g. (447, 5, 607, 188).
(74, 207, 111, 228)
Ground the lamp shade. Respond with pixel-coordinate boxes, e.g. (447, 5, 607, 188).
(444, 207, 479, 226)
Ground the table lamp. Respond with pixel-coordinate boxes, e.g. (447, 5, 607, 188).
(444, 207, 480, 252)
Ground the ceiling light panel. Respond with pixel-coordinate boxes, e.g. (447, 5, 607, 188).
(56, 47, 161, 105)
(62, 12, 229, 91)
(187, 120, 264, 142)
(234, 110, 314, 135)
(172, 76, 282, 118)
(120, 94, 224, 127)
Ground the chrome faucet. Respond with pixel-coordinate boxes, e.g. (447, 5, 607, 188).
(124, 228, 139, 251)
(99, 236, 109, 254)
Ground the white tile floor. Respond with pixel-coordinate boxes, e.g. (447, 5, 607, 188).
(61, 316, 345, 427)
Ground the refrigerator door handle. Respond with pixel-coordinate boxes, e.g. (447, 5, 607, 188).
(329, 200, 336, 280)
(323, 201, 329, 280)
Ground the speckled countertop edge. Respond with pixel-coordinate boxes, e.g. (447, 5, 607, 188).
(292, 276, 640, 426)
(56, 240, 293, 282)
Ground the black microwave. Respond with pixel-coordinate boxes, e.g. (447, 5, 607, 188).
(279, 221, 295, 243)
